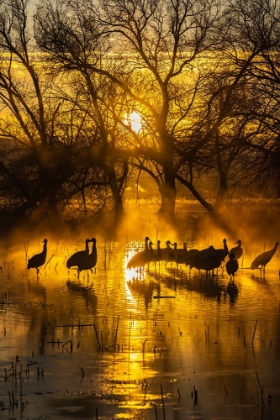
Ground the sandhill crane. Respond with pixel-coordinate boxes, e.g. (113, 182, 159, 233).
(226, 253, 239, 279)
(66, 238, 91, 270)
(216, 239, 228, 261)
(251, 242, 278, 272)
(27, 239, 48, 274)
(168, 241, 178, 262)
(183, 247, 201, 267)
(228, 240, 243, 260)
(151, 240, 162, 263)
(175, 242, 188, 264)
(127, 237, 150, 269)
(155, 239, 162, 262)
(161, 240, 175, 262)
(77, 238, 97, 277)
(190, 251, 222, 276)
(147, 241, 155, 265)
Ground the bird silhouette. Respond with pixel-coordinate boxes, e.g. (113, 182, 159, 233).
(175, 242, 188, 264)
(152, 240, 162, 263)
(77, 238, 97, 277)
(190, 251, 222, 276)
(228, 240, 243, 260)
(27, 239, 48, 274)
(127, 236, 150, 269)
(66, 239, 91, 270)
(251, 242, 278, 272)
(216, 239, 228, 261)
(226, 253, 239, 279)
(183, 247, 201, 266)
(161, 240, 175, 262)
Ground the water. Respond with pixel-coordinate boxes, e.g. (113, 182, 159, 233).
(0, 239, 280, 419)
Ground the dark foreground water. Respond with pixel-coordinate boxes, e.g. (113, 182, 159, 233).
(0, 238, 280, 419)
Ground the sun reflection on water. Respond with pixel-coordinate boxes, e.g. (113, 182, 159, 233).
(0, 239, 280, 419)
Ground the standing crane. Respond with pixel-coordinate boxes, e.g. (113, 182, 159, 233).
(27, 239, 48, 274)
(251, 242, 278, 272)
(127, 237, 150, 269)
(190, 251, 222, 277)
(66, 238, 91, 270)
(77, 238, 97, 277)
(228, 240, 243, 260)
(216, 239, 228, 261)
(226, 254, 239, 280)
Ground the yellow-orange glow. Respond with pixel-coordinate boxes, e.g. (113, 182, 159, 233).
(124, 111, 142, 134)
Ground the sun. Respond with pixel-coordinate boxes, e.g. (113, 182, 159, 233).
(124, 111, 142, 134)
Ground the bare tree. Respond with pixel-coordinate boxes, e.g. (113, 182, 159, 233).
(34, 0, 130, 228)
(34, 0, 227, 224)
(222, 0, 280, 197)
(0, 0, 115, 230)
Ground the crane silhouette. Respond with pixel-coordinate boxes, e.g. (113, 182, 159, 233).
(190, 251, 222, 276)
(228, 240, 243, 260)
(251, 242, 278, 272)
(127, 237, 151, 269)
(161, 240, 175, 262)
(226, 253, 239, 280)
(152, 240, 162, 263)
(216, 239, 228, 261)
(77, 238, 97, 277)
(66, 238, 91, 270)
(27, 239, 48, 274)
(175, 242, 188, 264)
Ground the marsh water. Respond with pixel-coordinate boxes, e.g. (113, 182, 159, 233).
(0, 238, 280, 420)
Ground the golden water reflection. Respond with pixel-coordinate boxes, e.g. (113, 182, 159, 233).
(0, 239, 280, 419)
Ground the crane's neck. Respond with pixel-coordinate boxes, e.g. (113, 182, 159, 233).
(144, 238, 149, 251)
(91, 241, 96, 255)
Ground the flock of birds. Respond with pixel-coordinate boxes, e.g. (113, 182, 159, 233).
(26, 236, 279, 279)
(127, 237, 279, 279)
(27, 238, 97, 276)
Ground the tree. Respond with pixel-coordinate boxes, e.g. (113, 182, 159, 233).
(0, 0, 123, 233)
(34, 0, 227, 224)
(222, 0, 280, 198)
(34, 0, 130, 228)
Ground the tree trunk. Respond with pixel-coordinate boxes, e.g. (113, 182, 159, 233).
(106, 167, 125, 228)
(215, 176, 228, 210)
(158, 165, 177, 223)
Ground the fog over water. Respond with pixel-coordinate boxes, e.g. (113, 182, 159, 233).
(1, 2, 280, 418)
(0, 224, 280, 419)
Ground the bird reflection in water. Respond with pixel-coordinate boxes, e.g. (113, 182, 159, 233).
(226, 281, 238, 304)
(27, 280, 47, 305)
(64, 280, 98, 310)
(127, 278, 160, 309)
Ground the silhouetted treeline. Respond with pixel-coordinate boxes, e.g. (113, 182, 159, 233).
(0, 0, 280, 236)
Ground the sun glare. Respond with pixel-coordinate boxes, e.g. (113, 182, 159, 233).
(124, 111, 142, 134)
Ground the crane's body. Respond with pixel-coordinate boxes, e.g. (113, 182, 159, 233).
(127, 237, 150, 269)
(190, 251, 222, 275)
(216, 239, 228, 261)
(27, 239, 48, 274)
(226, 253, 239, 279)
(77, 238, 97, 276)
(67, 239, 91, 269)
(160, 240, 175, 262)
(251, 242, 278, 271)
(228, 240, 243, 260)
